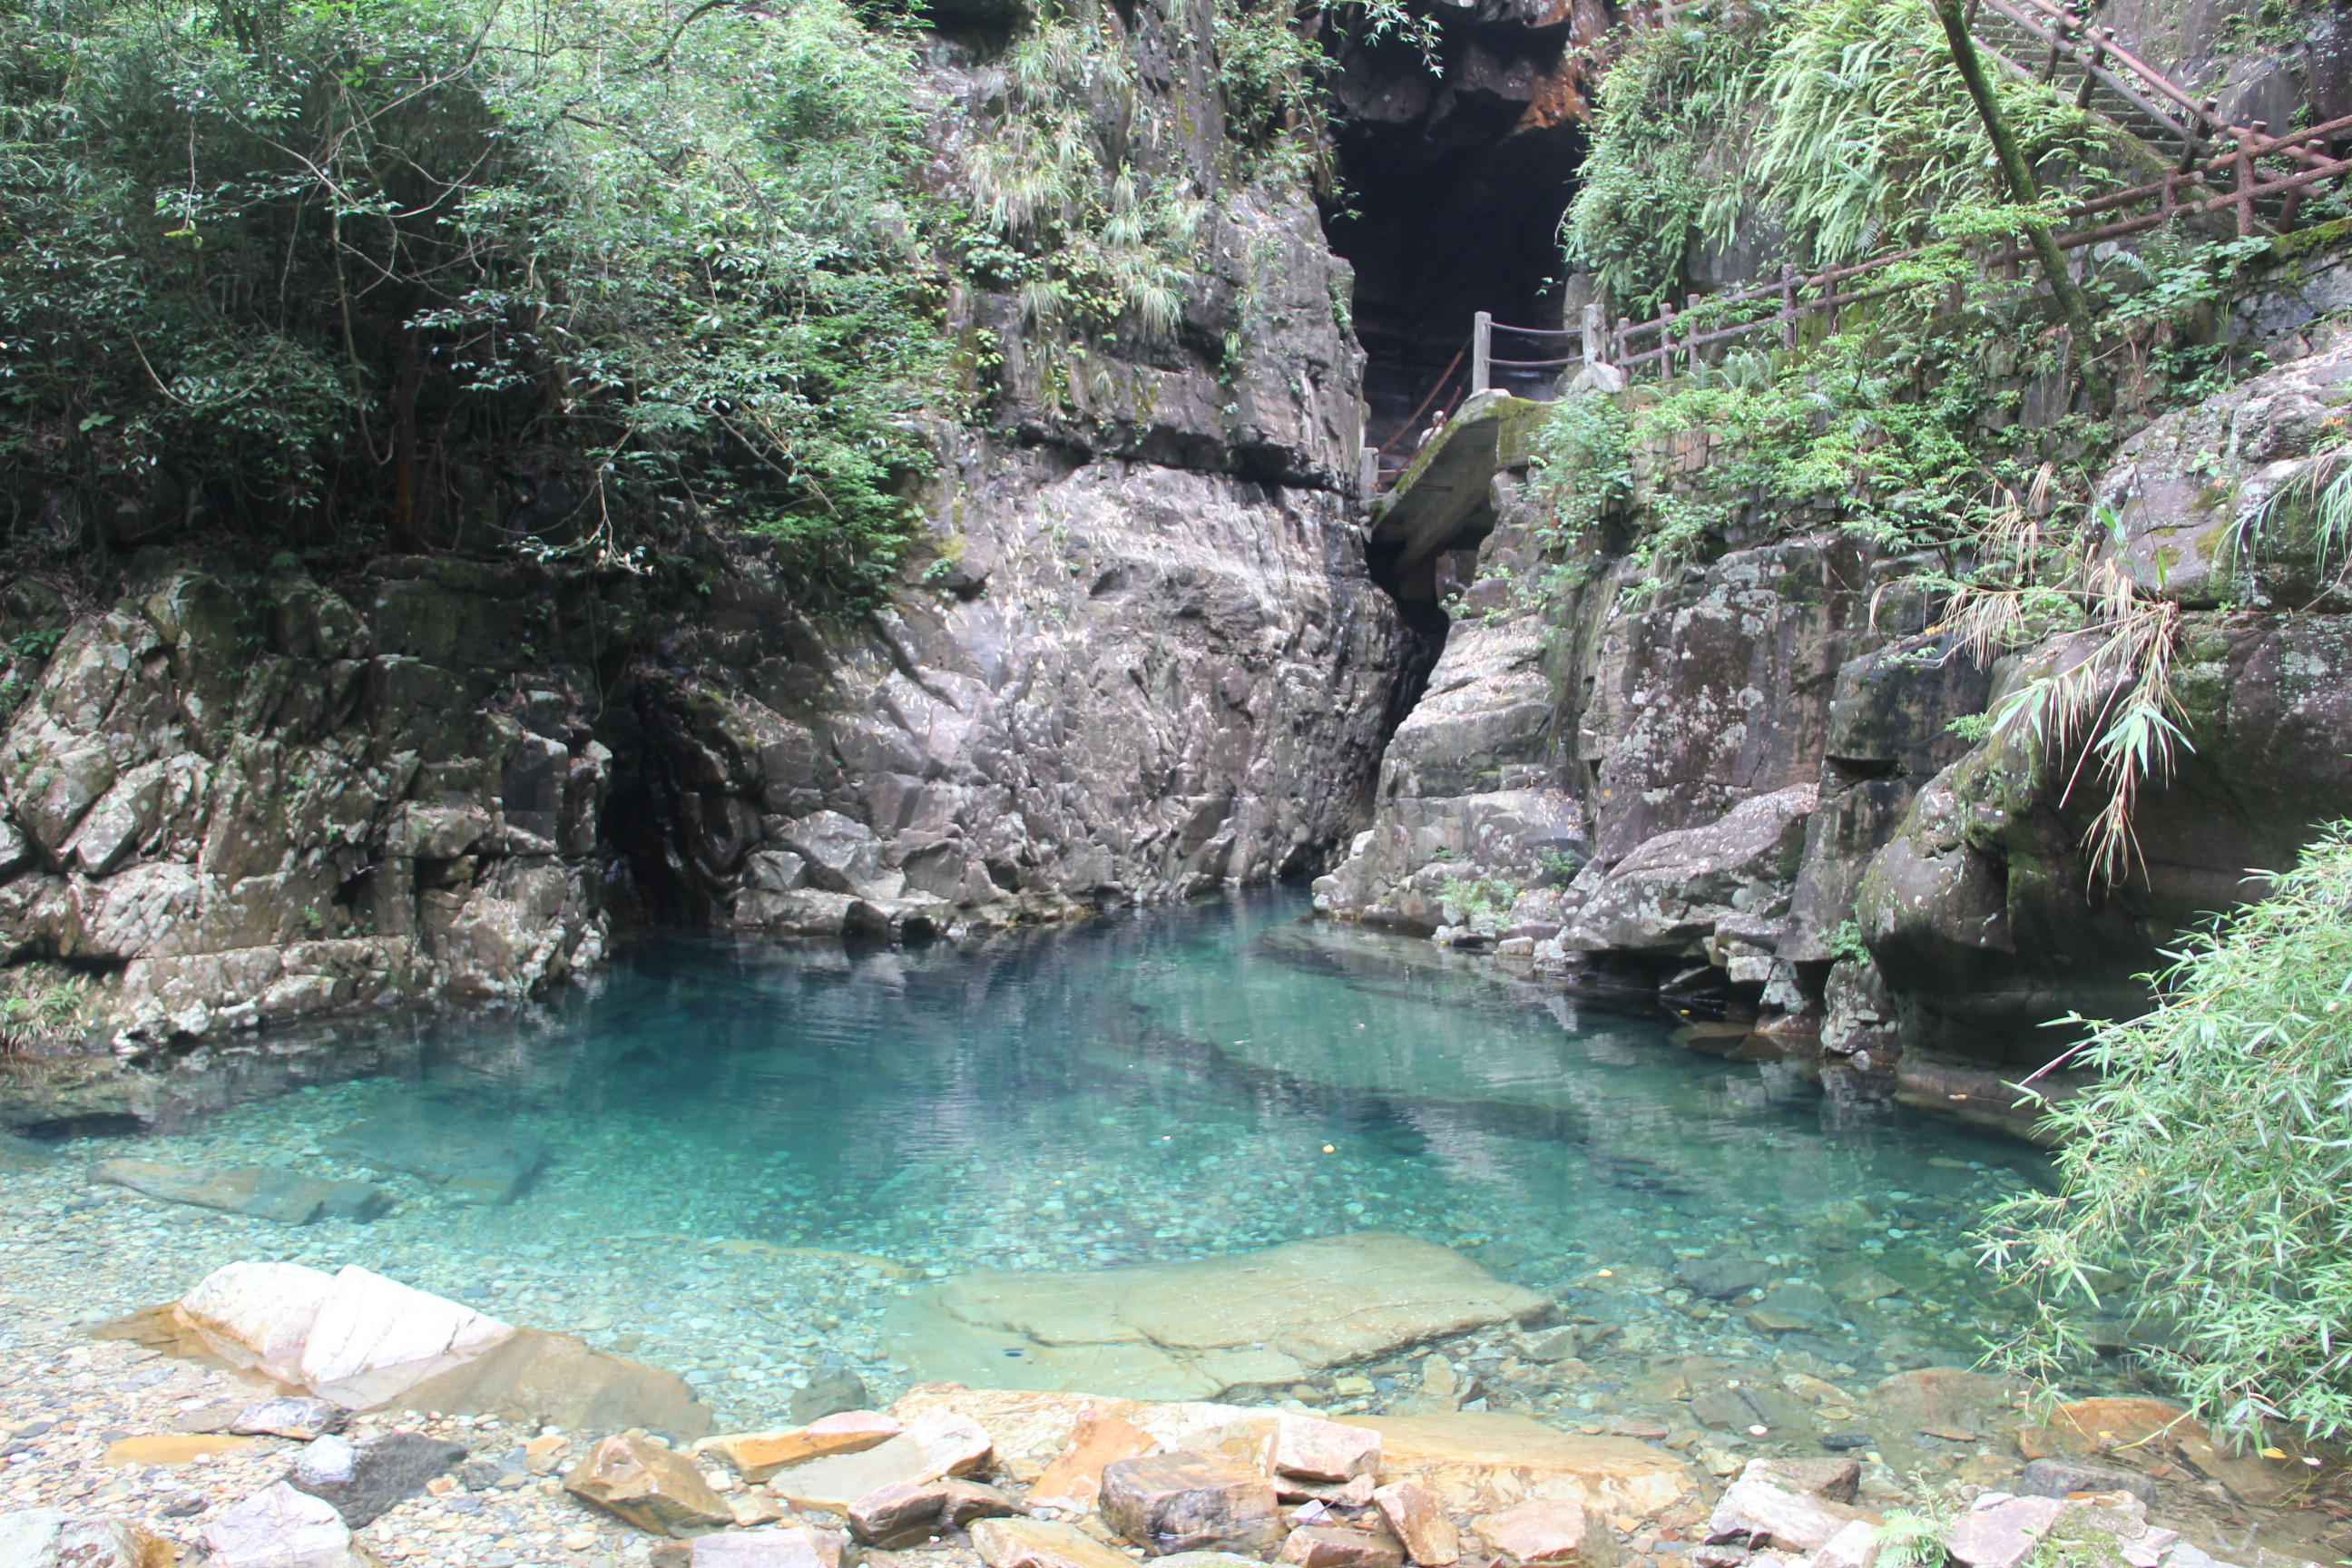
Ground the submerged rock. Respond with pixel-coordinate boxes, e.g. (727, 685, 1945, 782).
(791, 1367, 870, 1424)
(323, 1102, 546, 1204)
(0, 1134, 57, 1172)
(884, 1232, 1548, 1400)
(91, 1159, 390, 1224)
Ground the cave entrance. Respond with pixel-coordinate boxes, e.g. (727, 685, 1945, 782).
(1322, 15, 1590, 460)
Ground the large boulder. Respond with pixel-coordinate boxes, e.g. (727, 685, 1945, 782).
(1858, 609, 2352, 1061)
(172, 1261, 514, 1409)
(2096, 328, 2352, 609)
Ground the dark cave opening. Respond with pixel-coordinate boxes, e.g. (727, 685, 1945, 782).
(1321, 15, 1590, 458)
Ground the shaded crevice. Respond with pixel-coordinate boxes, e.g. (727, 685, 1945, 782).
(1319, 5, 1590, 753)
(1321, 14, 1589, 455)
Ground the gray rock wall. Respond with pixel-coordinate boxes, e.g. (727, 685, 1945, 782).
(1319, 318, 2352, 1077)
(0, 555, 612, 1040)
(0, 0, 1406, 1044)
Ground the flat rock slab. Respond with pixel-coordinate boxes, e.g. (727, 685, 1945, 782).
(387, 1326, 712, 1438)
(204, 1482, 371, 1567)
(92, 1159, 390, 1224)
(766, 1413, 991, 1515)
(973, 1517, 1141, 1568)
(1357, 1414, 1694, 1518)
(692, 1525, 845, 1568)
(884, 1233, 1548, 1400)
(323, 1103, 545, 1204)
(700, 1413, 902, 1484)
(891, 1387, 1266, 1470)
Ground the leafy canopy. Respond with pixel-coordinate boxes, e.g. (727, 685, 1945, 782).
(1564, 0, 2126, 314)
(1, 0, 946, 604)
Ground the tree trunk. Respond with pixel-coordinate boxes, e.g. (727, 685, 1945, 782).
(1932, 0, 2113, 416)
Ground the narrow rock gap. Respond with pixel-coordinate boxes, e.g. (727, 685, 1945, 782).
(1318, 10, 1589, 735)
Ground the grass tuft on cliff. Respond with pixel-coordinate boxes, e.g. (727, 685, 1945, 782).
(1980, 821, 2352, 1442)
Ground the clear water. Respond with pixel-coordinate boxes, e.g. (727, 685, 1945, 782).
(37, 892, 2063, 1426)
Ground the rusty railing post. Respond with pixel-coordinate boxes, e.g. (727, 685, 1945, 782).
(1658, 299, 1675, 381)
(1471, 310, 1492, 396)
(2233, 128, 2256, 236)
(1685, 292, 1703, 376)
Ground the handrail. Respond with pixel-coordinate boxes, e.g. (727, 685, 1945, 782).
(1367, 113, 2351, 491)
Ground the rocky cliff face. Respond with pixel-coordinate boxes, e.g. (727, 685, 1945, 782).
(1317, 316, 2352, 1103)
(0, 0, 1403, 1044)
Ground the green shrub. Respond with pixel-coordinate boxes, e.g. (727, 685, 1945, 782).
(1980, 821, 2352, 1440)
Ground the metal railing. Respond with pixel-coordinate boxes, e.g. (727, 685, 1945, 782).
(1359, 111, 2351, 495)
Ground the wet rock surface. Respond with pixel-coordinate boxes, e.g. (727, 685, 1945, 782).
(884, 1234, 1549, 1400)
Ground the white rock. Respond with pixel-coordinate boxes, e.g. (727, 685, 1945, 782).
(296, 1265, 514, 1408)
(0, 1509, 166, 1568)
(179, 1262, 338, 1385)
(290, 1436, 357, 1487)
(204, 1483, 370, 1568)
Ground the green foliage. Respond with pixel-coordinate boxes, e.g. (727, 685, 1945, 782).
(1439, 872, 1518, 923)
(1564, 0, 2124, 313)
(1945, 710, 1994, 743)
(959, 16, 1204, 339)
(2, 0, 946, 605)
(1828, 919, 1872, 964)
(1980, 821, 2352, 1441)
(2230, 416, 2352, 601)
(1563, 6, 1773, 315)
(1216, 1, 1334, 147)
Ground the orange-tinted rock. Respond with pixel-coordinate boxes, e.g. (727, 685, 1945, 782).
(1357, 1413, 1693, 1517)
(1276, 1415, 1381, 1484)
(1475, 1498, 1620, 1568)
(972, 1517, 1142, 1568)
(1374, 1481, 1460, 1567)
(1281, 1525, 1406, 1568)
(563, 1433, 734, 1538)
(1031, 1407, 1162, 1513)
(700, 1413, 904, 1483)
(2031, 1398, 2190, 1457)
(1100, 1451, 1284, 1556)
